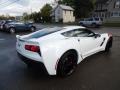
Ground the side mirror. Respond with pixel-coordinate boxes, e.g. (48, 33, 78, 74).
(94, 34, 101, 38)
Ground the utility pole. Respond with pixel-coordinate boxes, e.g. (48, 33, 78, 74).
(31, 7, 32, 14)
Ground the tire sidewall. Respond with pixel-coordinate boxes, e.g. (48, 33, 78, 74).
(105, 39, 112, 52)
(30, 26, 36, 32)
(9, 28, 15, 34)
(57, 51, 78, 77)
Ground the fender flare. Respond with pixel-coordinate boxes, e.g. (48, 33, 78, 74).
(55, 49, 79, 71)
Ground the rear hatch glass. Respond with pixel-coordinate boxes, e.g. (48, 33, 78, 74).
(25, 27, 64, 39)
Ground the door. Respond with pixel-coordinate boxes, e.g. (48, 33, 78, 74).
(62, 28, 103, 58)
(78, 35, 103, 58)
(16, 23, 27, 30)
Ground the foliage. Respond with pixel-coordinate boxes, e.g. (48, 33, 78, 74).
(29, 12, 42, 23)
(41, 4, 52, 22)
(0, 15, 15, 20)
(23, 4, 52, 23)
(58, 0, 74, 7)
(60, 0, 96, 18)
(74, 0, 94, 18)
(23, 12, 42, 23)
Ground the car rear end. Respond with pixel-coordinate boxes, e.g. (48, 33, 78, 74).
(16, 27, 66, 75)
(16, 35, 49, 74)
(16, 35, 43, 63)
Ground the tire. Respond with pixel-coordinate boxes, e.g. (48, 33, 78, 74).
(57, 50, 78, 77)
(104, 38, 113, 52)
(9, 28, 15, 34)
(30, 26, 36, 32)
(23, 59, 37, 69)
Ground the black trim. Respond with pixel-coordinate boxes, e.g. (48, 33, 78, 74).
(19, 39, 25, 42)
(108, 37, 113, 48)
(17, 52, 48, 74)
(100, 38, 106, 46)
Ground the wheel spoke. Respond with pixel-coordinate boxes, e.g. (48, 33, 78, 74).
(63, 54, 76, 75)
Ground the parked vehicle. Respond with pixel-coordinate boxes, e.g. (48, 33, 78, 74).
(0, 20, 36, 34)
(79, 17, 103, 27)
(16, 26, 113, 77)
(0, 20, 15, 30)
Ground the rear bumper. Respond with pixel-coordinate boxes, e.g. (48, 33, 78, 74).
(16, 46, 43, 62)
(17, 52, 48, 74)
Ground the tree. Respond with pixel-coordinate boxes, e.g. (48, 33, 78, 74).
(74, 0, 94, 18)
(23, 11, 42, 23)
(59, 0, 74, 7)
(29, 12, 42, 23)
(23, 12, 29, 21)
(60, 0, 96, 18)
(22, 4, 52, 23)
(0, 15, 15, 20)
(41, 4, 52, 22)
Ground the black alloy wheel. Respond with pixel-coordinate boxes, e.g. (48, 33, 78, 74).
(57, 51, 78, 77)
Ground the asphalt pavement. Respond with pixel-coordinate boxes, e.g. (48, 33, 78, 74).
(0, 25, 120, 90)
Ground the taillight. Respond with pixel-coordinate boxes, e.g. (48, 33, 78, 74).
(108, 33, 112, 37)
(25, 45, 40, 52)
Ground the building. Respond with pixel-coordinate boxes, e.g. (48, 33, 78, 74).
(93, 0, 120, 22)
(51, 4, 75, 23)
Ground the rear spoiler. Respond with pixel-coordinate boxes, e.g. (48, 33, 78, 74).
(16, 35, 39, 44)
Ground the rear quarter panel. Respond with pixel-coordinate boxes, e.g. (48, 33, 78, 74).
(40, 37, 83, 75)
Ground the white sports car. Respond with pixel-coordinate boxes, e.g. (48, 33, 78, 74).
(16, 26, 113, 76)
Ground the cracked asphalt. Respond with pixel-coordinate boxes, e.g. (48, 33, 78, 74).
(0, 25, 120, 90)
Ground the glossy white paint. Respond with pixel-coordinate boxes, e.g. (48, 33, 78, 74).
(16, 26, 110, 75)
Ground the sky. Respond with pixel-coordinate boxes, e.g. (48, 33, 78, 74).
(0, 0, 54, 16)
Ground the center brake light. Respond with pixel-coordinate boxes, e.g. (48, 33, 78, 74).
(25, 45, 40, 52)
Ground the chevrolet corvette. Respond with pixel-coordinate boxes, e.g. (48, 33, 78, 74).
(16, 26, 113, 76)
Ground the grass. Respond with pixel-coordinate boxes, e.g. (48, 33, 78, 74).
(103, 22, 120, 27)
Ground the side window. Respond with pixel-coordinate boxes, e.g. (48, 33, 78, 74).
(88, 18, 93, 21)
(94, 18, 99, 21)
(62, 29, 95, 37)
